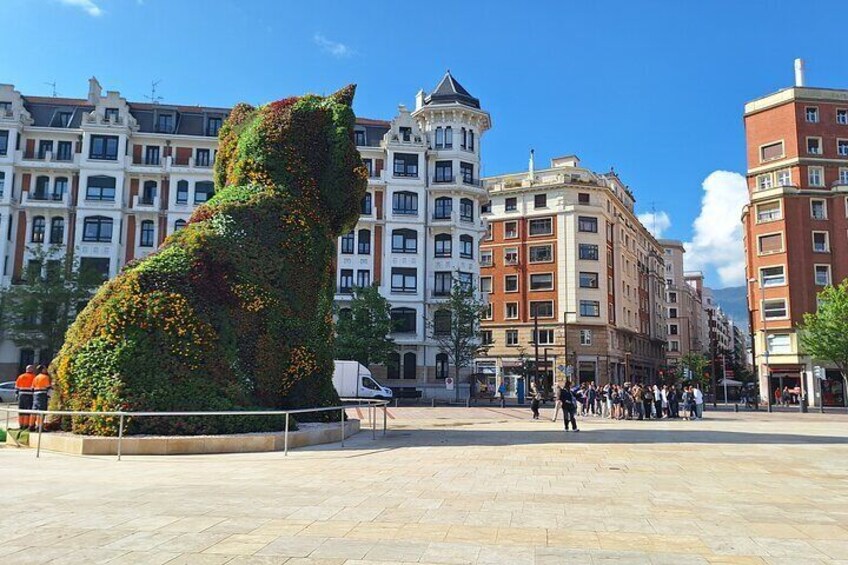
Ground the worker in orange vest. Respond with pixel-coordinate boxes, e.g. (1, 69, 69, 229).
(14, 364, 36, 430)
(32, 365, 52, 430)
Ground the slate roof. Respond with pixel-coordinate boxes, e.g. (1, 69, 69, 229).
(424, 71, 480, 109)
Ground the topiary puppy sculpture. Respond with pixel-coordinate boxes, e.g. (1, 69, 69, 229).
(51, 87, 367, 435)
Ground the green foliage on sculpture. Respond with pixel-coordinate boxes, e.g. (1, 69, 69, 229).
(51, 86, 368, 435)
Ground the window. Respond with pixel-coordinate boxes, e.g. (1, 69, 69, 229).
(460, 198, 473, 221)
(392, 191, 418, 215)
(356, 269, 370, 288)
(580, 300, 600, 317)
(668, 324, 679, 335)
(38, 140, 53, 159)
(766, 334, 791, 354)
(195, 181, 214, 203)
(506, 329, 519, 346)
(579, 244, 599, 260)
(79, 257, 110, 280)
(434, 197, 452, 219)
(434, 127, 444, 148)
(529, 301, 553, 318)
(578, 216, 598, 233)
(144, 145, 160, 166)
(56, 141, 72, 161)
(760, 141, 784, 162)
(362, 158, 373, 177)
(579, 329, 592, 346)
(468, 130, 475, 151)
(207, 117, 222, 137)
(139, 220, 155, 247)
(480, 250, 492, 266)
(33, 176, 50, 199)
(841, 169, 848, 185)
(176, 180, 189, 204)
(82, 216, 113, 242)
(103, 107, 119, 123)
(31, 216, 46, 243)
(814, 265, 831, 286)
(481, 330, 493, 345)
(444, 126, 452, 148)
(340, 231, 355, 254)
(339, 269, 354, 293)
(434, 161, 452, 183)
(49, 217, 64, 244)
(436, 352, 449, 379)
(668, 291, 678, 303)
(433, 272, 452, 296)
(156, 113, 174, 133)
(353, 130, 366, 146)
(528, 218, 552, 236)
(529, 273, 553, 290)
(387, 353, 400, 379)
(481, 201, 491, 214)
(758, 233, 783, 254)
(505, 197, 517, 212)
(360, 193, 372, 215)
(505, 221, 518, 238)
(813, 231, 829, 253)
(757, 174, 773, 191)
(393, 153, 418, 177)
(459, 235, 473, 259)
(141, 181, 157, 205)
(578, 193, 590, 204)
(579, 271, 599, 288)
(460, 162, 473, 184)
(776, 169, 791, 186)
(839, 140, 848, 157)
(460, 127, 467, 149)
(399, 127, 412, 142)
(89, 135, 118, 160)
(174, 219, 187, 231)
(807, 137, 822, 155)
(838, 109, 848, 125)
(763, 299, 787, 319)
(85, 175, 116, 201)
(0, 130, 8, 155)
(354, 229, 370, 254)
(532, 329, 555, 345)
(391, 268, 417, 293)
(668, 340, 680, 353)
(433, 310, 451, 335)
(391, 229, 417, 253)
(504, 275, 518, 292)
(196, 149, 211, 167)
(391, 308, 416, 333)
(529, 244, 552, 263)
(505, 303, 518, 320)
(811, 199, 827, 220)
(534, 194, 547, 209)
(760, 266, 785, 287)
(434, 234, 452, 257)
(479, 276, 492, 293)
(808, 166, 823, 187)
(504, 247, 518, 265)
(756, 201, 781, 222)
(806, 106, 819, 123)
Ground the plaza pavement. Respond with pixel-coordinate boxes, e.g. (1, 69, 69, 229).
(1, 406, 847, 564)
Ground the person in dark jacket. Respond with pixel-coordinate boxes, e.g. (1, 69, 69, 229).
(560, 381, 579, 432)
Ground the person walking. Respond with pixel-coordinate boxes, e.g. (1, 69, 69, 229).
(661, 385, 669, 418)
(774, 387, 782, 407)
(31, 365, 52, 429)
(14, 365, 36, 431)
(642, 384, 653, 419)
(560, 381, 579, 432)
(653, 385, 663, 419)
(633, 384, 645, 420)
(587, 383, 597, 417)
(552, 382, 563, 422)
(497, 381, 507, 408)
(682, 386, 694, 420)
(668, 385, 679, 419)
(530, 383, 541, 420)
(693, 384, 704, 419)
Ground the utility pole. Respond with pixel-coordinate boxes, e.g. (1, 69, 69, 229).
(709, 308, 717, 408)
(533, 312, 540, 391)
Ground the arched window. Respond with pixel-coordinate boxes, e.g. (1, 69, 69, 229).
(340, 231, 355, 254)
(434, 233, 452, 258)
(31, 216, 46, 243)
(140, 220, 155, 247)
(82, 216, 113, 242)
(460, 234, 474, 259)
(444, 126, 452, 148)
(357, 229, 371, 254)
(460, 198, 474, 222)
(194, 181, 214, 203)
(435, 126, 444, 148)
(142, 180, 157, 205)
(391, 307, 416, 333)
(392, 191, 418, 215)
(436, 353, 449, 379)
(387, 352, 400, 379)
(34, 176, 50, 199)
(434, 196, 452, 220)
(433, 310, 451, 335)
(174, 219, 187, 231)
(53, 177, 68, 201)
(360, 192, 372, 215)
(86, 175, 116, 201)
(391, 229, 417, 254)
(176, 180, 189, 204)
(49, 217, 64, 244)
(403, 352, 417, 380)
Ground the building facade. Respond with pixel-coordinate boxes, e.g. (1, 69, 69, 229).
(477, 156, 667, 395)
(659, 240, 706, 368)
(741, 61, 848, 407)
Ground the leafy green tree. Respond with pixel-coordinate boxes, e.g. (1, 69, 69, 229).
(679, 352, 709, 386)
(0, 245, 103, 363)
(428, 280, 490, 400)
(333, 284, 395, 367)
(799, 280, 848, 394)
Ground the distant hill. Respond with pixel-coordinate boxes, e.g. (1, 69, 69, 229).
(710, 286, 748, 329)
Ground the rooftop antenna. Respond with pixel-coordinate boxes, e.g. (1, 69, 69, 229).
(144, 80, 163, 104)
(44, 80, 59, 97)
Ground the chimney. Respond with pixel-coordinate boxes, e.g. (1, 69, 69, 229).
(415, 89, 425, 110)
(529, 149, 535, 179)
(794, 58, 805, 87)
(87, 76, 102, 104)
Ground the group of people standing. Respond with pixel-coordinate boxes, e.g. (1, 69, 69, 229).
(13, 364, 52, 431)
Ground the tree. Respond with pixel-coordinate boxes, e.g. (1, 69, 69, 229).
(0, 245, 103, 364)
(679, 352, 709, 387)
(333, 284, 395, 367)
(799, 280, 848, 395)
(428, 280, 489, 401)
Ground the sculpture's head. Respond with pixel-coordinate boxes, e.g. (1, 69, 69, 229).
(214, 85, 367, 234)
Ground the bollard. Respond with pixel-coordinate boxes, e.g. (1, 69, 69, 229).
(383, 404, 387, 436)
(117, 414, 125, 461)
(371, 406, 376, 440)
(36, 414, 44, 459)
(734, 404, 739, 413)
(284, 413, 289, 456)
(431, 398, 436, 408)
(340, 407, 345, 447)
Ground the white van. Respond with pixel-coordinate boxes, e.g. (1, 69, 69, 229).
(332, 360, 393, 400)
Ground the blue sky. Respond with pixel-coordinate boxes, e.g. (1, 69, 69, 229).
(3, 0, 848, 287)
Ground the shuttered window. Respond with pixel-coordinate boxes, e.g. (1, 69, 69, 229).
(760, 141, 784, 162)
(758, 233, 783, 254)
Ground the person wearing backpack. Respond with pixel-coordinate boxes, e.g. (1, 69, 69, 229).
(560, 381, 579, 432)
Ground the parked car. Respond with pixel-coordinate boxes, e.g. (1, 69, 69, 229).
(0, 381, 17, 403)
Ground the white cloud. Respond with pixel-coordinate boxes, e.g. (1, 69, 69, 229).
(313, 33, 354, 58)
(58, 0, 103, 16)
(638, 210, 671, 239)
(684, 170, 748, 287)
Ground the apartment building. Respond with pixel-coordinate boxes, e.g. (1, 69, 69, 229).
(742, 60, 848, 407)
(660, 240, 706, 367)
(477, 156, 667, 395)
(335, 72, 491, 397)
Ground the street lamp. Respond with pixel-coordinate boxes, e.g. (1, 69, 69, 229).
(748, 277, 772, 413)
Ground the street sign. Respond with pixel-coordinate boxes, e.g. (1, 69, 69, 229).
(445, 377, 454, 391)
(565, 365, 574, 377)
(557, 365, 565, 373)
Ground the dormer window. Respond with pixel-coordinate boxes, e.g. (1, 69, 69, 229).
(354, 130, 366, 146)
(57, 112, 72, 127)
(157, 113, 174, 133)
(104, 108, 119, 123)
(399, 127, 411, 142)
(206, 117, 222, 137)
(0, 102, 11, 115)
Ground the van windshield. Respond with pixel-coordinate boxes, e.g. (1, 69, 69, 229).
(361, 377, 381, 391)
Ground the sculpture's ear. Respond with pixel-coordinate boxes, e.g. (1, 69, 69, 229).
(330, 84, 356, 107)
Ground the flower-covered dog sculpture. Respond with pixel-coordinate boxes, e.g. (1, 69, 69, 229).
(52, 87, 367, 435)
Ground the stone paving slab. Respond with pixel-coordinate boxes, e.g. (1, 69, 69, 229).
(1, 407, 846, 564)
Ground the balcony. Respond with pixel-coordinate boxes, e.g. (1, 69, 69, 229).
(432, 175, 456, 185)
(17, 150, 80, 168)
(132, 194, 160, 211)
(22, 191, 69, 207)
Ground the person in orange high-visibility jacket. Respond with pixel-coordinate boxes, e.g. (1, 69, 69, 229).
(31, 365, 52, 429)
(15, 365, 36, 430)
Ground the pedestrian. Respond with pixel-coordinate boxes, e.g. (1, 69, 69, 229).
(682, 386, 695, 420)
(560, 380, 579, 432)
(661, 385, 669, 418)
(781, 386, 790, 406)
(633, 384, 644, 420)
(14, 364, 36, 431)
(32, 365, 52, 429)
(587, 383, 597, 417)
(774, 387, 782, 407)
(653, 384, 663, 419)
(693, 384, 704, 419)
(497, 381, 507, 408)
(552, 382, 563, 422)
(642, 384, 653, 419)
(668, 385, 679, 418)
(605, 384, 614, 419)
(623, 385, 634, 419)
(530, 383, 541, 420)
